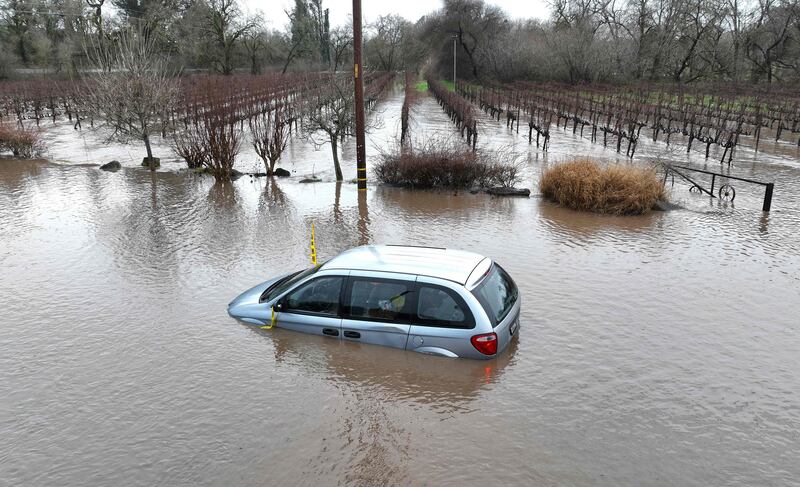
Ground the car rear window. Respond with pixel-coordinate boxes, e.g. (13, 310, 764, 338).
(472, 264, 517, 326)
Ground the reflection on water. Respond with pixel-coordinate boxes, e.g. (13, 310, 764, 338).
(247, 319, 519, 485)
(2, 90, 800, 487)
(536, 198, 664, 246)
(357, 190, 370, 245)
(0, 157, 50, 190)
(261, 326, 517, 408)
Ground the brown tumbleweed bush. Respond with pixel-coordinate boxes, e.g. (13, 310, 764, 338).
(539, 158, 667, 215)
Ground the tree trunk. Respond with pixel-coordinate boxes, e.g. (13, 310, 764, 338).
(282, 42, 300, 74)
(17, 37, 27, 64)
(250, 53, 258, 75)
(766, 57, 772, 84)
(223, 41, 233, 75)
(143, 134, 155, 171)
(330, 136, 343, 181)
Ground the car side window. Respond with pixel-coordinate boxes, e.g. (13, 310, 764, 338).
(346, 278, 414, 322)
(415, 285, 474, 329)
(283, 276, 343, 316)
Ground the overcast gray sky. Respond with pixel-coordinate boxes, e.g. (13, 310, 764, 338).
(243, 0, 552, 30)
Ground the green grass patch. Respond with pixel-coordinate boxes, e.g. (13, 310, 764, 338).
(441, 80, 455, 92)
(415, 81, 428, 92)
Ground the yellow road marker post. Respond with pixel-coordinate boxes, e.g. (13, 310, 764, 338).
(261, 224, 317, 331)
(259, 307, 277, 330)
(310, 223, 318, 266)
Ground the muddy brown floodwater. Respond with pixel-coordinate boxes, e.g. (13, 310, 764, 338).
(2, 86, 800, 487)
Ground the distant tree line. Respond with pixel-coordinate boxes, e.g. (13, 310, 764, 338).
(422, 0, 800, 84)
(1, 0, 798, 85)
(0, 0, 424, 78)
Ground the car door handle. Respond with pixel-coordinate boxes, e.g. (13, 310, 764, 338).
(343, 330, 361, 339)
(350, 323, 407, 334)
(322, 328, 339, 337)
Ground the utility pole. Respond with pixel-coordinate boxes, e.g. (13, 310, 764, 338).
(452, 35, 457, 87)
(353, 0, 367, 192)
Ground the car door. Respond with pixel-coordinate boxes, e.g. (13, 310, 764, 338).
(340, 271, 416, 349)
(406, 278, 478, 358)
(275, 274, 345, 339)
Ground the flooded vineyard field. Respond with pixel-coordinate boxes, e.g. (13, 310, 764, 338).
(2, 86, 800, 486)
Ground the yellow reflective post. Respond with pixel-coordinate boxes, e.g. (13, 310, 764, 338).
(310, 223, 318, 266)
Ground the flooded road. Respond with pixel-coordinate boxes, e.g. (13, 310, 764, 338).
(2, 87, 800, 486)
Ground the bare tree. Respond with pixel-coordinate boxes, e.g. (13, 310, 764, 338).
(367, 15, 410, 71)
(172, 110, 242, 180)
(85, 0, 106, 40)
(329, 25, 352, 72)
(670, 0, 726, 81)
(173, 120, 208, 169)
(249, 106, 290, 175)
(303, 76, 353, 181)
(547, 0, 608, 83)
(726, 0, 747, 80)
(302, 75, 381, 181)
(243, 28, 267, 75)
(280, 33, 306, 73)
(86, 23, 178, 169)
(202, 112, 241, 180)
(746, 0, 799, 82)
(447, 0, 509, 80)
(205, 0, 256, 75)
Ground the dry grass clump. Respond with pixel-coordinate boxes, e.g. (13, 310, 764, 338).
(0, 123, 45, 158)
(539, 158, 666, 215)
(376, 138, 522, 189)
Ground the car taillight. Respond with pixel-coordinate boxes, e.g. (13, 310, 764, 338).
(471, 332, 498, 355)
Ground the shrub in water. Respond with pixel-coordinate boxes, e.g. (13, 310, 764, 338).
(375, 138, 522, 189)
(539, 158, 667, 215)
(0, 123, 44, 158)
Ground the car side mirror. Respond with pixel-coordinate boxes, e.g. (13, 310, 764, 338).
(274, 302, 283, 311)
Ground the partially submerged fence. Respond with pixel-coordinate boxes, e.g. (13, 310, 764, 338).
(663, 164, 775, 211)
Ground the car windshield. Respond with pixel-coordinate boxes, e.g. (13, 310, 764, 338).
(260, 265, 320, 303)
(472, 264, 517, 326)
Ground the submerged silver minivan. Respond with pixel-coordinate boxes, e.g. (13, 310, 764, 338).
(228, 245, 520, 359)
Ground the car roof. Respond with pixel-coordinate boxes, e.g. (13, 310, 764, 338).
(321, 245, 489, 285)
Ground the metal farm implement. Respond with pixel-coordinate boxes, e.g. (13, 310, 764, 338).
(662, 164, 775, 211)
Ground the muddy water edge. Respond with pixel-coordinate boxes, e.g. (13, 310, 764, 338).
(2, 87, 800, 487)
